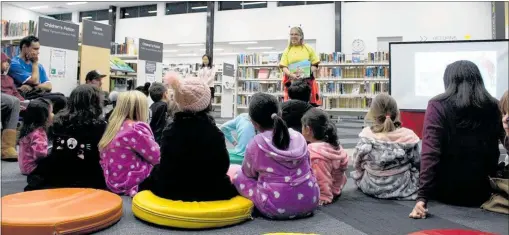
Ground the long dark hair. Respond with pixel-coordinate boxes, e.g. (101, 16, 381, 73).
(19, 98, 52, 139)
(135, 82, 151, 97)
(53, 84, 104, 128)
(249, 93, 290, 150)
(432, 60, 500, 128)
(201, 54, 213, 69)
(301, 108, 340, 149)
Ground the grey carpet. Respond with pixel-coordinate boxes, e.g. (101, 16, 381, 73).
(2, 116, 508, 234)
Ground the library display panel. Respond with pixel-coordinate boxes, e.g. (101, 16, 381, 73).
(390, 40, 509, 110)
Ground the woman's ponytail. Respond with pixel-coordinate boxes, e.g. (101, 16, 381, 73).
(381, 115, 397, 133)
(324, 122, 340, 150)
(271, 113, 290, 150)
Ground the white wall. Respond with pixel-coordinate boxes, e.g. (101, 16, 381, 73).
(342, 2, 492, 53)
(114, 3, 206, 44)
(214, 2, 335, 53)
(1, 3, 43, 22)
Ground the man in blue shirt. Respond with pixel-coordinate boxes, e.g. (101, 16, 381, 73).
(8, 36, 66, 113)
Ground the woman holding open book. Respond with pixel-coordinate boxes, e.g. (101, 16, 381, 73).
(279, 26, 321, 106)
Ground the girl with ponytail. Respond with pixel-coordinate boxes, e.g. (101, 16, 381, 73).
(301, 108, 348, 205)
(232, 93, 319, 219)
(351, 93, 421, 200)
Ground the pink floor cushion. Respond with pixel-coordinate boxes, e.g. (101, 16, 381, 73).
(227, 164, 242, 182)
(408, 229, 498, 235)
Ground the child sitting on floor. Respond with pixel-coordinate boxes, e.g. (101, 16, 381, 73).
(281, 79, 314, 133)
(139, 72, 238, 201)
(18, 98, 52, 175)
(25, 85, 107, 191)
(220, 113, 256, 164)
(301, 108, 348, 206)
(148, 82, 171, 146)
(232, 93, 319, 219)
(351, 93, 420, 200)
(99, 90, 161, 197)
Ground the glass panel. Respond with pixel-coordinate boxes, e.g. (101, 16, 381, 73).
(306, 1, 333, 5)
(188, 1, 208, 13)
(96, 9, 109, 21)
(219, 1, 242, 11)
(79, 11, 96, 22)
(120, 6, 139, 19)
(139, 4, 158, 17)
(242, 1, 267, 9)
(166, 2, 188, 15)
(60, 13, 72, 22)
(277, 1, 304, 7)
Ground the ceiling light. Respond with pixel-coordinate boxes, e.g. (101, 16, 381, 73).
(148, 10, 157, 13)
(240, 2, 266, 6)
(29, 5, 49, 10)
(229, 41, 258, 45)
(163, 49, 178, 52)
(262, 51, 281, 54)
(177, 53, 198, 56)
(247, 47, 273, 50)
(218, 52, 240, 56)
(191, 6, 207, 10)
(199, 48, 224, 51)
(82, 16, 92, 19)
(124, 13, 129, 16)
(178, 43, 204, 47)
(66, 2, 87, 5)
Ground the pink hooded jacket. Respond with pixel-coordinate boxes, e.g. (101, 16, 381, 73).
(309, 142, 349, 204)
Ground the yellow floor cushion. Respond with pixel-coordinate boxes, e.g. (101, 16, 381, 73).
(132, 190, 254, 229)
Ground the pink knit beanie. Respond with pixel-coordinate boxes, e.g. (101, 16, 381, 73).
(164, 72, 211, 112)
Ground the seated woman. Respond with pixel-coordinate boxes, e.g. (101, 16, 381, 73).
(220, 113, 256, 165)
(232, 93, 319, 219)
(99, 90, 160, 197)
(140, 73, 238, 201)
(501, 91, 509, 151)
(350, 94, 420, 200)
(410, 60, 504, 219)
(25, 85, 107, 191)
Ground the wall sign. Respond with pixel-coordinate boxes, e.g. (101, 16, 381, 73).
(139, 38, 163, 63)
(38, 17, 79, 51)
(82, 20, 112, 49)
(145, 61, 157, 75)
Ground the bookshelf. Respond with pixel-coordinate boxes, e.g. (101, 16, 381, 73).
(234, 52, 390, 117)
(110, 54, 139, 92)
(212, 63, 224, 108)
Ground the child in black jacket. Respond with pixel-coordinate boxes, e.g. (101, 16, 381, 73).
(25, 84, 107, 191)
(140, 73, 237, 201)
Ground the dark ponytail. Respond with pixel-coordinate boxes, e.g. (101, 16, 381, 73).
(272, 113, 290, 150)
(301, 108, 340, 149)
(249, 93, 291, 150)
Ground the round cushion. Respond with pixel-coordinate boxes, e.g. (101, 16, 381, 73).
(408, 229, 498, 235)
(1, 188, 123, 235)
(132, 190, 254, 229)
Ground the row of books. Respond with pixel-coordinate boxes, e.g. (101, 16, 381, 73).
(237, 53, 282, 65)
(110, 37, 138, 55)
(237, 68, 281, 79)
(238, 82, 282, 93)
(1, 20, 37, 38)
(316, 82, 389, 95)
(318, 66, 389, 78)
(213, 96, 222, 105)
(322, 97, 373, 110)
(319, 52, 389, 64)
(237, 94, 284, 107)
(1, 44, 20, 59)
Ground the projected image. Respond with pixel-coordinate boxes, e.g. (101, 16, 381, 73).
(415, 51, 497, 97)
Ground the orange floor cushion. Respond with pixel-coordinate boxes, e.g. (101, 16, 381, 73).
(1, 188, 123, 235)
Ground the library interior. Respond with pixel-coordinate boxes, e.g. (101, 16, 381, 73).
(1, 1, 509, 235)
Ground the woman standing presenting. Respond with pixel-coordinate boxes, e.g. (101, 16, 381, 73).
(198, 54, 216, 101)
(279, 27, 321, 106)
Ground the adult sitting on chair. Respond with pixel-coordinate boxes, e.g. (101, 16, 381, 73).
(8, 36, 67, 114)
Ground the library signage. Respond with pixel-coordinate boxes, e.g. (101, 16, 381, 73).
(82, 20, 112, 49)
(145, 61, 157, 75)
(223, 63, 235, 77)
(139, 39, 163, 63)
(38, 17, 79, 51)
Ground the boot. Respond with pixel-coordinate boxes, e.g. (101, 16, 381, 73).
(1, 129, 18, 161)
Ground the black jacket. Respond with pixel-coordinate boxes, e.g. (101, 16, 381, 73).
(25, 117, 107, 191)
(141, 111, 238, 201)
(281, 100, 314, 133)
(149, 101, 168, 146)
